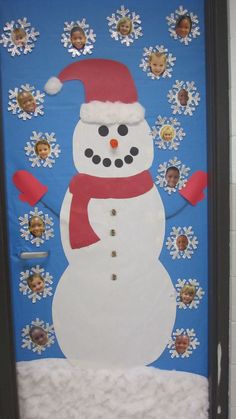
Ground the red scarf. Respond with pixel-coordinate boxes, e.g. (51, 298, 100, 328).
(69, 170, 153, 249)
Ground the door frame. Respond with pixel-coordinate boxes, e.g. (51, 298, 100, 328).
(0, 94, 20, 417)
(206, 0, 230, 417)
(0, 1, 230, 417)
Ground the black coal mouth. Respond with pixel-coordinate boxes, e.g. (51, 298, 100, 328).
(84, 147, 139, 168)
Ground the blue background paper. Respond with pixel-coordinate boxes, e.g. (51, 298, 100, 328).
(0, 0, 208, 376)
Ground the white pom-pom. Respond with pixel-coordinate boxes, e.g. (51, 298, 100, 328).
(44, 77, 63, 95)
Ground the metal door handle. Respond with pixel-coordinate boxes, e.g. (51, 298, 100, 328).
(20, 251, 49, 259)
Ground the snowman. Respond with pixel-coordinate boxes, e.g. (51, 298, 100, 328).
(14, 59, 206, 368)
(42, 59, 176, 367)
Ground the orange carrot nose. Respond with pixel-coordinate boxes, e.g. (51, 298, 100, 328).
(110, 139, 119, 149)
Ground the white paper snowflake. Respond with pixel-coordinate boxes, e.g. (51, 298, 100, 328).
(61, 19, 96, 57)
(139, 45, 176, 80)
(155, 157, 190, 195)
(24, 131, 61, 168)
(8, 84, 44, 120)
(166, 5, 200, 45)
(21, 318, 55, 355)
(167, 80, 200, 116)
(19, 265, 53, 304)
(107, 5, 142, 46)
(168, 328, 200, 358)
(19, 207, 54, 247)
(152, 116, 185, 151)
(0, 17, 39, 56)
(166, 226, 198, 259)
(175, 278, 205, 309)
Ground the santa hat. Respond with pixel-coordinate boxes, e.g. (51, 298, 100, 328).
(44, 59, 145, 124)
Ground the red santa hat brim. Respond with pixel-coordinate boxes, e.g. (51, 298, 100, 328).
(44, 60, 145, 124)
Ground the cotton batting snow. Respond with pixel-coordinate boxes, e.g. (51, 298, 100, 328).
(17, 359, 209, 419)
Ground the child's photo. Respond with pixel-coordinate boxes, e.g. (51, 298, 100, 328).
(176, 234, 189, 251)
(35, 140, 51, 160)
(180, 284, 196, 305)
(27, 273, 45, 294)
(70, 26, 87, 50)
(29, 326, 48, 346)
(160, 125, 175, 142)
(177, 88, 189, 106)
(175, 335, 190, 354)
(11, 27, 27, 47)
(117, 17, 133, 36)
(17, 91, 36, 113)
(28, 216, 45, 238)
(165, 166, 180, 188)
(148, 52, 167, 77)
(175, 15, 192, 38)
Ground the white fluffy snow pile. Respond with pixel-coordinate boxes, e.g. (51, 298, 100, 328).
(17, 359, 209, 419)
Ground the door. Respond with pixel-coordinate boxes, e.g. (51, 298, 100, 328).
(0, 1, 229, 418)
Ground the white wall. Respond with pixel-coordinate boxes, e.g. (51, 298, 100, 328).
(229, 0, 236, 418)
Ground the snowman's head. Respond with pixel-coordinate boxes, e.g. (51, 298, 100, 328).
(44, 59, 155, 178)
(73, 118, 154, 177)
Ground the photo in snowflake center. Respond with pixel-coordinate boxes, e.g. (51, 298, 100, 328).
(19, 265, 53, 304)
(29, 326, 48, 346)
(0, 17, 40, 56)
(175, 334, 189, 354)
(25, 132, 61, 169)
(149, 51, 166, 77)
(160, 125, 176, 142)
(180, 284, 195, 305)
(175, 15, 192, 39)
(27, 273, 45, 293)
(28, 216, 45, 237)
(21, 319, 55, 355)
(35, 140, 51, 160)
(44, 58, 177, 367)
(8, 85, 45, 120)
(17, 90, 36, 113)
(166, 6, 200, 46)
(18, 207, 54, 247)
(139, 46, 176, 80)
(168, 81, 200, 116)
(12, 27, 27, 47)
(168, 328, 200, 359)
(165, 166, 180, 188)
(175, 278, 205, 310)
(70, 26, 87, 50)
(61, 19, 96, 58)
(117, 17, 133, 36)
(107, 6, 143, 46)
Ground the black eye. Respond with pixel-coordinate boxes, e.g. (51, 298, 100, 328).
(117, 125, 128, 136)
(98, 125, 109, 136)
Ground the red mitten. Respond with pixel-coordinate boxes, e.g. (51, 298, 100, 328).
(13, 170, 48, 206)
(179, 170, 208, 205)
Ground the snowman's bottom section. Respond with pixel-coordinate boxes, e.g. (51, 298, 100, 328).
(16, 358, 209, 419)
(52, 261, 176, 368)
